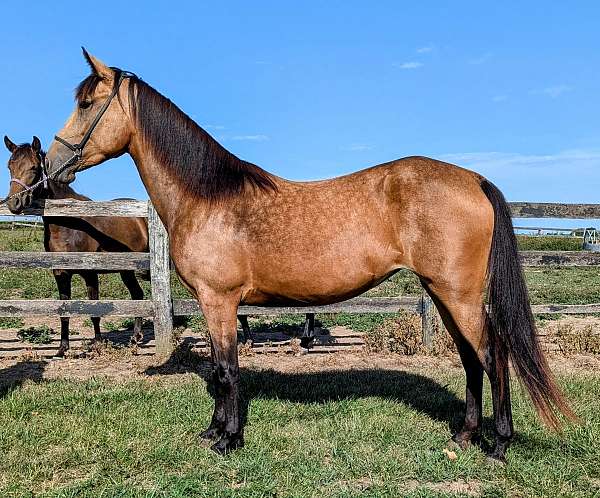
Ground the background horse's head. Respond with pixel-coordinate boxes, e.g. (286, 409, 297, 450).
(47, 49, 133, 184)
(4, 136, 45, 214)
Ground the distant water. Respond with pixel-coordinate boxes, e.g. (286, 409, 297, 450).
(513, 218, 599, 234)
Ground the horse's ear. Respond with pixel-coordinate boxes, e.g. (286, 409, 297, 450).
(32, 136, 41, 153)
(82, 47, 114, 81)
(4, 136, 17, 153)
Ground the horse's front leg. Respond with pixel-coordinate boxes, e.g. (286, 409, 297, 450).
(199, 295, 244, 454)
(53, 270, 72, 357)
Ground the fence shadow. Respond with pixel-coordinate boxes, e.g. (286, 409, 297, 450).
(0, 359, 46, 397)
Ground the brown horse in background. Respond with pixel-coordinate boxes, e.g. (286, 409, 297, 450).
(4, 136, 148, 356)
(45, 50, 576, 459)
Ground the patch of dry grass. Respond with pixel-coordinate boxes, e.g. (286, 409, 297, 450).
(364, 311, 456, 356)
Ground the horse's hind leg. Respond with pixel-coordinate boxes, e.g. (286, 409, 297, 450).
(82, 272, 101, 341)
(484, 332, 513, 462)
(427, 289, 485, 448)
(300, 313, 316, 349)
(427, 285, 513, 461)
(237, 315, 252, 344)
(120, 271, 144, 344)
(54, 270, 72, 357)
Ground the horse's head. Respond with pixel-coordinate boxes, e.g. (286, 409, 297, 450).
(4, 136, 46, 214)
(46, 49, 134, 184)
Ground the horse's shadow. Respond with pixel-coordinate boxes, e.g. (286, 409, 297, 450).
(145, 343, 467, 433)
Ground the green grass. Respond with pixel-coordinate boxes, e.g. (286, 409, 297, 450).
(0, 367, 598, 497)
(16, 325, 55, 345)
(517, 235, 583, 252)
(0, 317, 24, 329)
(0, 225, 44, 252)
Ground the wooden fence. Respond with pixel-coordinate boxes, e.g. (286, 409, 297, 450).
(1, 199, 599, 356)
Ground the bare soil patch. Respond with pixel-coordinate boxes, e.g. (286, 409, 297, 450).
(1, 314, 599, 384)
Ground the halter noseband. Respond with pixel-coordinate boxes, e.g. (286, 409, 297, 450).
(51, 69, 136, 180)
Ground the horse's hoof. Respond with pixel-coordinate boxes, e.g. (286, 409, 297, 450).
(199, 427, 222, 442)
(129, 335, 142, 346)
(210, 432, 244, 455)
(299, 337, 314, 349)
(450, 432, 475, 451)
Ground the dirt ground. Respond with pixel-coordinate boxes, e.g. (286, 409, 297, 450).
(1, 314, 599, 384)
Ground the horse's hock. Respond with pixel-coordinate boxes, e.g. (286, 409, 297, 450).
(1, 199, 600, 356)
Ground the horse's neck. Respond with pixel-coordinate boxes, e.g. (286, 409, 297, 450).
(46, 180, 89, 201)
(128, 138, 199, 232)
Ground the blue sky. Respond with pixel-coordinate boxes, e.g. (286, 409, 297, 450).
(2, 1, 599, 220)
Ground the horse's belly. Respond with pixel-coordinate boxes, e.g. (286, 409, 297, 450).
(242, 252, 403, 306)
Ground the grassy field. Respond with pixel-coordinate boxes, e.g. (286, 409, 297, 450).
(0, 360, 599, 497)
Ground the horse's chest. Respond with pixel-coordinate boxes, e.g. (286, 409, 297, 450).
(46, 224, 99, 252)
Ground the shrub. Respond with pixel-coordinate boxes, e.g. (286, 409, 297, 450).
(17, 325, 54, 345)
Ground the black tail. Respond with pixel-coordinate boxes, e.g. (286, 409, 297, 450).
(481, 179, 576, 429)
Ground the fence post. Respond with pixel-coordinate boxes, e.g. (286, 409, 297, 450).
(148, 202, 174, 356)
(421, 292, 442, 349)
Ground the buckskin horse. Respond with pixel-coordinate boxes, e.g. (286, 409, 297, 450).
(4, 136, 148, 356)
(45, 50, 575, 459)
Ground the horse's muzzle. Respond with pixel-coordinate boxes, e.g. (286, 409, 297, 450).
(6, 191, 31, 214)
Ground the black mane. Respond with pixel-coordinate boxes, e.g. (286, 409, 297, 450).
(75, 68, 277, 202)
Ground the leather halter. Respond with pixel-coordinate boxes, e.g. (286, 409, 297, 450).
(51, 69, 136, 180)
(2, 150, 49, 205)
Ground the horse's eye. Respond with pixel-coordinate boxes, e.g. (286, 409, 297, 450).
(79, 100, 92, 110)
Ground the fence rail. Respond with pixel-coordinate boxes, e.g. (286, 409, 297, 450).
(4, 200, 600, 219)
(3, 250, 597, 272)
(1, 199, 599, 355)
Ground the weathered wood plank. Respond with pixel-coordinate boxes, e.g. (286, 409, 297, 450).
(0, 250, 596, 271)
(2, 200, 598, 220)
(1, 297, 599, 320)
(175, 298, 600, 317)
(148, 203, 174, 356)
(173, 296, 423, 316)
(509, 202, 600, 219)
(0, 252, 149, 270)
(520, 250, 600, 266)
(0, 300, 153, 317)
(0, 199, 148, 217)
